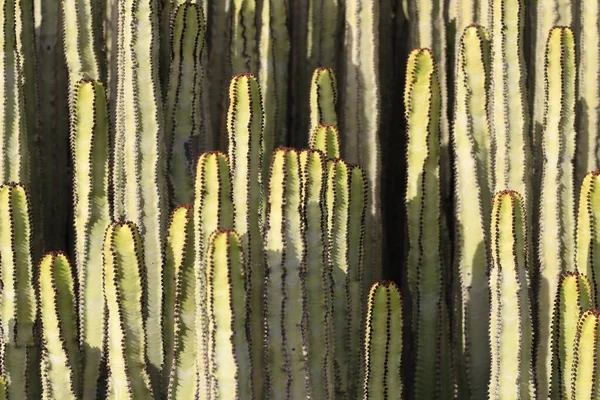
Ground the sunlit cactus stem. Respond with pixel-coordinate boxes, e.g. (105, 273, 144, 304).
(326, 158, 366, 399)
(570, 310, 600, 397)
(163, 205, 197, 399)
(576, 170, 600, 301)
(205, 229, 252, 398)
(103, 222, 153, 399)
(489, 190, 535, 400)
(537, 27, 577, 396)
(550, 272, 593, 399)
(451, 24, 492, 399)
(309, 124, 341, 160)
(38, 252, 80, 400)
(70, 79, 110, 400)
(309, 68, 338, 136)
(193, 151, 233, 398)
(362, 281, 403, 400)
(165, 3, 210, 206)
(0, 184, 37, 399)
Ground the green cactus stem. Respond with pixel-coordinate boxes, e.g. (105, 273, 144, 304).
(0, 183, 36, 399)
(300, 149, 334, 399)
(163, 205, 197, 399)
(165, 3, 209, 206)
(570, 310, 600, 398)
(103, 222, 153, 399)
(550, 272, 593, 399)
(264, 148, 310, 399)
(309, 68, 338, 137)
(488, 190, 535, 400)
(576, 0, 600, 186)
(342, 0, 382, 283)
(309, 124, 341, 160)
(537, 27, 577, 396)
(451, 24, 492, 400)
(70, 79, 110, 399)
(38, 252, 80, 400)
(362, 281, 403, 400)
(193, 151, 233, 399)
(258, 0, 290, 168)
(326, 158, 366, 399)
(576, 171, 600, 301)
(112, 0, 166, 386)
(205, 229, 252, 399)
(227, 72, 265, 399)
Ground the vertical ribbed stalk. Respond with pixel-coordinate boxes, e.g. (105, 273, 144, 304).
(70, 79, 110, 400)
(362, 281, 403, 400)
(309, 124, 340, 159)
(166, 3, 208, 206)
(342, 0, 382, 282)
(103, 222, 153, 399)
(258, 0, 289, 172)
(451, 24, 491, 400)
(326, 159, 366, 399)
(300, 149, 334, 399)
(226, 73, 264, 399)
(0, 184, 36, 399)
(193, 151, 233, 400)
(489, 0, 530, 200)
(576, 171, 600, 301)
(231, 0, 257, 74)
(537, 27, 577, 397)
(38, 252, 80, 400)
(309, 68, 338, 137)
(205, 229, 252, 399)
(0, 0, 29, 185)
(570, 310, 600, 398)
(404, 48, 444, 399)
(550, 272, 593, 399)
(113, 0, 166, 386)
(163, 205, 198, 399)
(307, 0, 339, 82)
(576, 0, 600, 186)
(489, 190, 535, 400)
(264, 148, 310, 399)
(455, 1, 491, 48)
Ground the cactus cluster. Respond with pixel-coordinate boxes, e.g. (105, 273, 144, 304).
(5, 0, 600, 399)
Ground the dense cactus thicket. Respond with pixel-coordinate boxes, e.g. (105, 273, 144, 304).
(4, 0, 600, 399)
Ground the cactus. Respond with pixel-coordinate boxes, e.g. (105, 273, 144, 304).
(38, 252, 80, 400)
(70, 79, 110, 399)
(309, 68, 338, 137)
(192, 151, 233, 398)
(326, 158, 366, 398)
(103, 222, 153, 399)
(362, 281, 403, 400)
(165, 3, 209, 206)
(576, 171, 600, 301)
(570, 310, 600, 398)
(489, 190, 535, 400)
(451, 24, 491, 399)
(204, 229, 252, 398)
(163, 205, 196, 399)
(550, 272, 593, 399)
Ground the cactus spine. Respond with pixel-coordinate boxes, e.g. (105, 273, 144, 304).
(576, 171, 600, 300)
(362, 281, 403, 400)
(451, 24, 491, 399)
(309, 124, 341, 160)
(205, 229, 252, 399)
(489, 190, 535, 399)
(163, 205, 197, 399)
(550, 272, 593, 399)
(103, 222, 153, 399)
(537, 27, 577, 396)
(38, 252, 79, 400)
(113, 0, 166, 385)
(570, 310, 600, 398)
(70, 79, 110, 399)
(166, 3, 209, 206)
(193, 151, 233, 399)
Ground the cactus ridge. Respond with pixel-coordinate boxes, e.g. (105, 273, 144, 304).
(309, 67, 338, 136)
(309, 124, 341, 160)
(570, 309, 600, 398)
